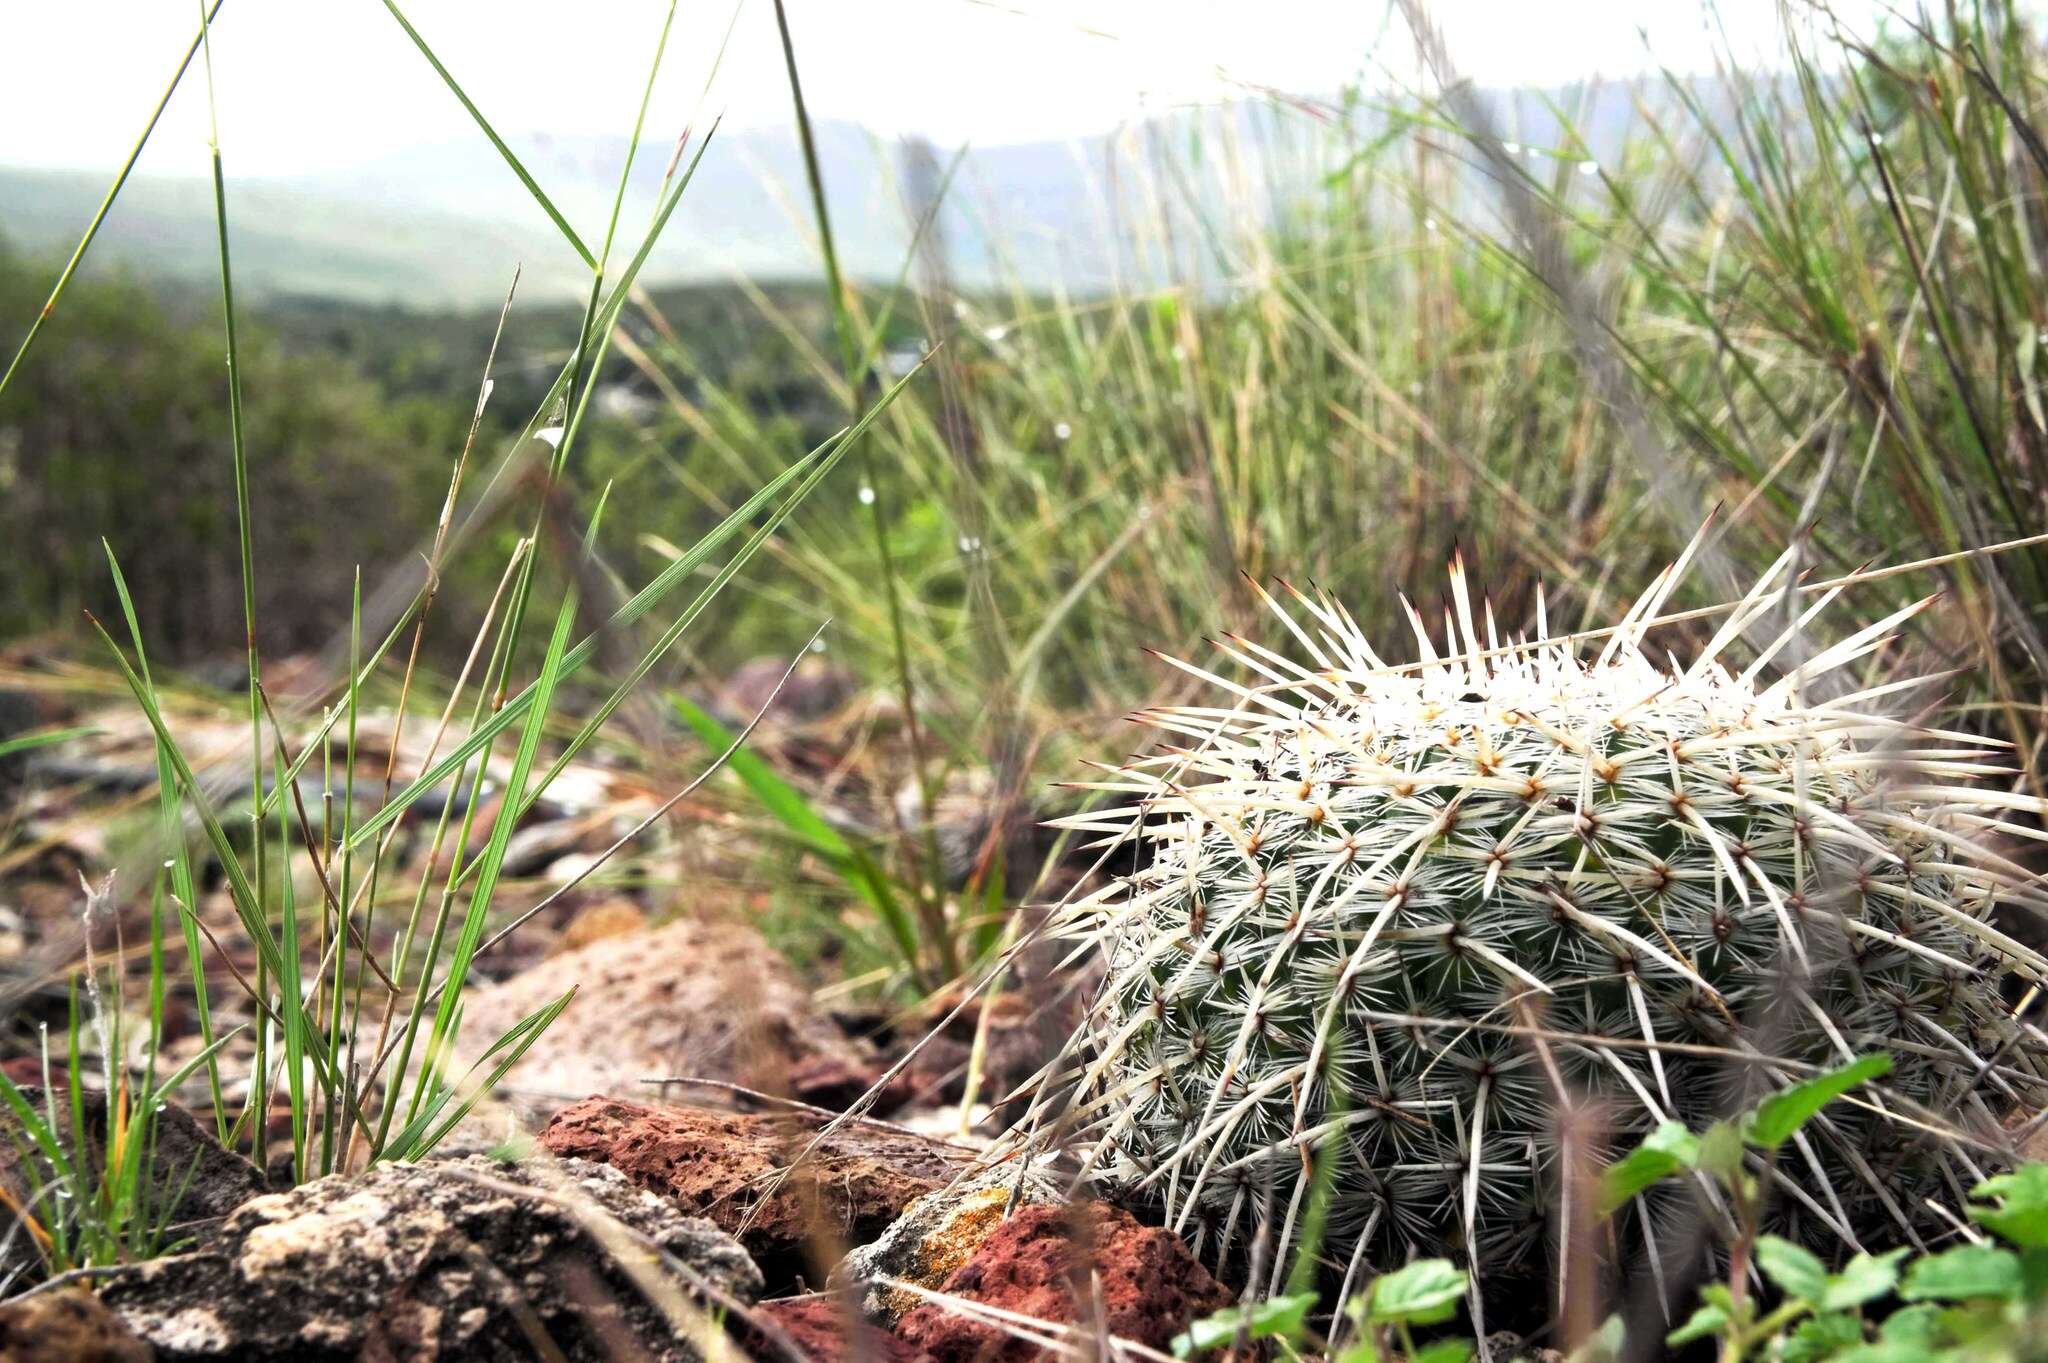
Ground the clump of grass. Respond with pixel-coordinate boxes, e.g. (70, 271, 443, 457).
(0, 0, 918, 1228)
(588, 3, 2048, 1012)
(0, 877, 236, 1286)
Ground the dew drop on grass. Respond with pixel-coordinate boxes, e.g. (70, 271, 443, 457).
(983, 325, 1008, 343)
(1054, 422, 1073, 441)
(958, 534, 982, 554)
(1578, 160, 1599, 176)
(857, 485, 876, 506)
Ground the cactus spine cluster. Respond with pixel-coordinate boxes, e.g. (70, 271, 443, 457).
(1026, 546, 2048, 1297)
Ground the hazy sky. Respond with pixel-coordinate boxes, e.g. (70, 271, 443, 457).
(2, 1, 1888, 180)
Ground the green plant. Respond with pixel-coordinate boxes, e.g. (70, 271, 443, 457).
(0, 882, 237, 1282)
(1174, 1259, 1474, 1363)
(1021, 547, 2048, 1302)
(0, 0, 920, 1210)
(1600, 1055, 1894, 1360)
(1609, 1066, 2048, 1361)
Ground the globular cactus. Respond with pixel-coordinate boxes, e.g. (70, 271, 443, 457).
(1023, 547, 2048, 1303)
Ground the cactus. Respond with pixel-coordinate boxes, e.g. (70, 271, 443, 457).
(1024, 548, 2048, 1300)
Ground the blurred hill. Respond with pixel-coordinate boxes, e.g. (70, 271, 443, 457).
(0, 84, 1663, 306)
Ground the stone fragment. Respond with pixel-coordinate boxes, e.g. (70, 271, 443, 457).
(750, 1295, 929, 1363)
(0, 1288, 154, 1363)
(99, 1155, 760, 1362)
(835, 1163, 1061, 1324)
(538, 1098, 968, 1291)
(455, 917, 874, 1126)
(893, 1203, 1232, 1363)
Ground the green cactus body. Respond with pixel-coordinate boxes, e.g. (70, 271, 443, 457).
(1034, 552, 2048, 1298)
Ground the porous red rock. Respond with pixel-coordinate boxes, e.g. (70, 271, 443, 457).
(538, 1097, 970, 1291)
(893, 1203, 1232, 1363)
(751, 1295, 930, 1363)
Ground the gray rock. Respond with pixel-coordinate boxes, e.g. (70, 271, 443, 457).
(833, 1160, 1064, 1323)
(99, 1155, 762, 1362)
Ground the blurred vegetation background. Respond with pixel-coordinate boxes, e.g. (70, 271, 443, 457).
(4, 2, 2046, 848)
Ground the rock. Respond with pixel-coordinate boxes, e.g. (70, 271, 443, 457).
(0, 1288, 154, 1363)
(750, 1296, 929, 1363)
(893, 1203, 1232, 1363)
(717, 657, 857, 728)
(453, 917, 876, 1126)
(836, 1163, 1061, 1324)
(547, 899, 647, 958)
(785, 1054, 885, 1113)
(497, 815, 609, 880)
(98, 1155, 760, 1362)
(537, 1098, 969, 1292)
(0, 1090, 264, 1278)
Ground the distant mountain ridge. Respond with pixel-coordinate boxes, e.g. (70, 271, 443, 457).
(0, 85, 1672, 307)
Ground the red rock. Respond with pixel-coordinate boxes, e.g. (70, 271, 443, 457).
(752, 1295, 930, 1363)
(787, 1054, 887, 1113)
(893, 1204, 1232, 1363)
(538, 1097, 971, 1291)
(0, 1056, 69, 1087)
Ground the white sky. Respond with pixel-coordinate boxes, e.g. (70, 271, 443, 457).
(1, 1, 1885, 180)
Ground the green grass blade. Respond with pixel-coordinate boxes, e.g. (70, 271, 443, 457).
(0, 0, 226, 399)
(377, 0, 595, 270)
(383, 988, 575, 1162)
(0, 727, 98, 760)
(671, 695, 921, 974)
(102, 542, 227, 1138)
(412, 579, 580, 1111)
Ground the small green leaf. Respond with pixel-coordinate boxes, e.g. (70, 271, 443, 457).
(1876, 1302, 1946, 1347)
(1779, 1311, 1863, 1363)
(1171, 1292, 1318, 1358)
(1900, 1244, 2023, 1302)
(1665, 1303, 1729, 1347)
(1367, 1259, 1469, 1326)
(1755, 1235, 1829, 1303)
(0, 725, 97, 759)
(1969, 1164, 2048, 1248)
(1744, 1055, 1891, 1150)
(1599, 1121, 1699, 1213)
(1568, 1314, 1627, 1363)
(1819, 1248, 1907, 1310)
(1409, 1340, 1473, 1363)
(1697, 1120, 1746, 1180)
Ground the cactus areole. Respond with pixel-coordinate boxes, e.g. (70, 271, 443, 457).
(1033, 547, 2048, 1297)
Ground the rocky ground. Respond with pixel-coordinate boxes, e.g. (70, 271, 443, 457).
(0, 650, 1224, 1363)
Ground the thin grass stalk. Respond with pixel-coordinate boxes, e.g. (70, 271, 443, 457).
(0, 0, 227, 400)
(770, 0, 952, 980)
